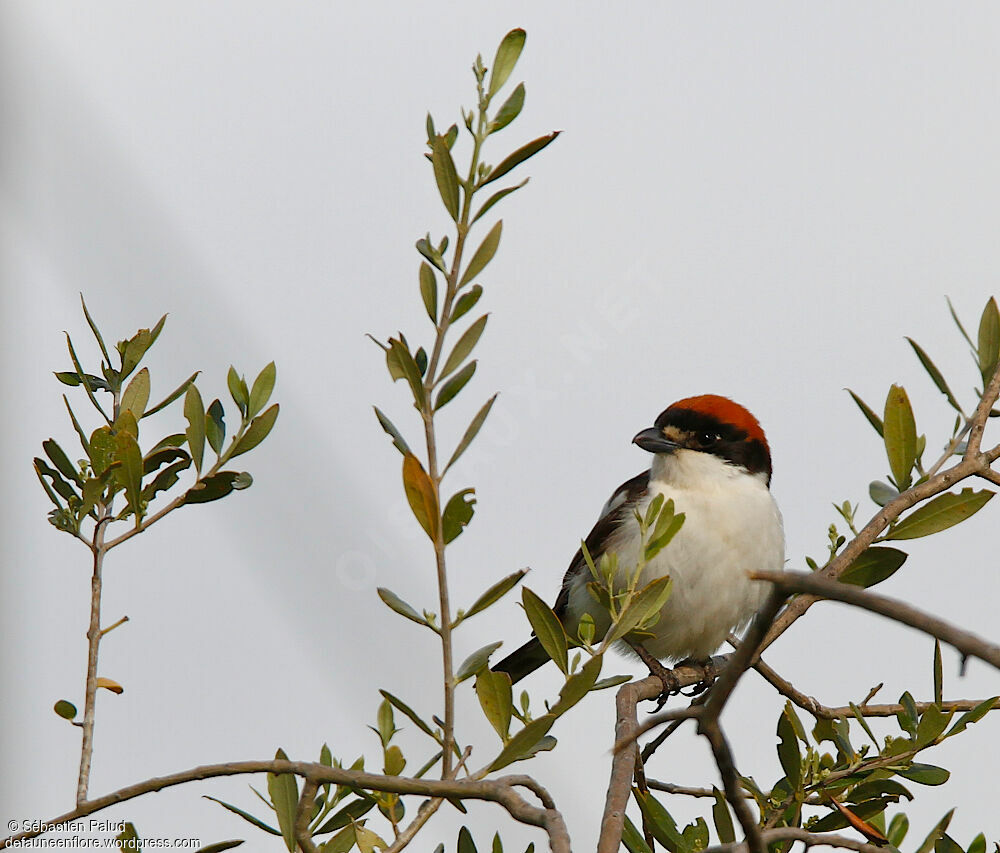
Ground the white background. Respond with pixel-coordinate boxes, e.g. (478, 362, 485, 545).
(2, 3, 999, 851)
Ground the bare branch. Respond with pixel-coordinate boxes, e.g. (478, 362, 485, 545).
(753, 570, 1000, 670)
(964, 360, 1000, 459)
(753, 654, 989, 719)
(294, 778, 320, 853)
(1, 761, 566, 852)
(702, 826, 891, 853)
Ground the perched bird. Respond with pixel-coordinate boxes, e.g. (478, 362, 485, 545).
(492, 394, 784, 686)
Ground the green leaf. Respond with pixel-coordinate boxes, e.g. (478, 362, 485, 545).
(887, 813, 910, 848)
(80, 293, 113, 365)
(915, 705, 952, 748)
(977, 296, 1000, 385)
(776, 711, 801, 787)
(230, 403, 279, 458)
(476, 669, 513, 740)
(206, 399, 226, 456)
(378, 690, 437, 739)
(847, 389, 884, 437)
(906, 338, 962, 412)
(384, 744, 406, 776)
(869, 480, 899, 507)
(944, 696, 998, 738)
(144, 371, 200, 419)
(431, 135, 461, 221)
(948, 296, 976, 350)
(320, 824, 358, 853)
(847, 779, 913, 803)
(933, 640, 943, 705)
(633, 790, 687, 853)
(34, 458, 78, 504)
(388, 337, 427, 407)
(194, 841, 244, 853)
(711, 788, 735, 844)
(120, 368, 150, 418)
(936, 835, 965, 853)
(461, 569, 528, 621)
(885, 488, 994, 539)
(419, 262, 438, 324)
(248, 361, 276, 419)
(315, 797, 376, 835)
(62, 396, 91, 457)
(915, 809, 954, 853)
(591, 674, 632, 690)
(141, 458, 191, 503)
(440, 315, 488, 379)
(488, 28, 526, 96)
(402, 453, 439, 540)
(54, 371, 110, 392)
(550, 654, 602, 715)
(442, 488, 476, 543)
(54, 699, 77, 720)
(456, 641, 504, 682)
(622, 817, 654, 853)
(184, 384, 206, 474)
(488, 714, 555, 771)
(451, 285, 483, 323)
(114, 430, 144, 523)
(472, 180, 529, 225)
(644, 509, 685, 562)
(65, 333, 110, 427)
(416, 235, 447, 273)
(183, 471, 251, 504)
(607, 576, 673, 645)
(203, 796, 280, 836)
(968, 834, 987, 853)
(376, 587, 430, 629)
(444, 394, 497, 473)
(898, 763, 950, 786)
(267, 748, 298, 852)
(459, 222, 502, 287)
(457, 827, 476, 853)
(227, 367, 249, 417)
(489, 82, 524, 134)
(372, 406, 412, 456)
(522, 587, 568, 673)
(481, 132, 560, 187)
(884, 384, 917, 490)
(143, 445, 189, 475)
(839, 546, 907, 587)
(43, 438, 83, 486)
(436, 361, 477, 410)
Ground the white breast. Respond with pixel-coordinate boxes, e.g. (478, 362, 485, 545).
(565, 450, 784, 662)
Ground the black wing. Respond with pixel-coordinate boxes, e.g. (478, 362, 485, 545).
(552, 471, 649, 619)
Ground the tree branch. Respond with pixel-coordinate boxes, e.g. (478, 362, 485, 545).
(1, 761, 566, 852)
(752, 570, 1000, 670)
(701, 826, 891, 853)
(752, 654, 989, 720)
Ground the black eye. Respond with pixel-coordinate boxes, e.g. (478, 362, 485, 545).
(696, 432, 720, 447)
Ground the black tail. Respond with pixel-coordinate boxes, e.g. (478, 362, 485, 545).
(491, 637, 551, 684)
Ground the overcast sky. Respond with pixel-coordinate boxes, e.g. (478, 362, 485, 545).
(3, 3, 1000, 850)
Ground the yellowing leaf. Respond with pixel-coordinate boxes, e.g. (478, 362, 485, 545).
(96, 677, 124, 695)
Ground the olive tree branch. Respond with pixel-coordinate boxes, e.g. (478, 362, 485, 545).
(751, 654, 989, 720)
(751, 570, 1000, 670)
(1, 761, 568, 853)
(701, 826, 891, 853)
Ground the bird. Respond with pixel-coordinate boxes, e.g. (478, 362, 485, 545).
(492, 394, 784, 688)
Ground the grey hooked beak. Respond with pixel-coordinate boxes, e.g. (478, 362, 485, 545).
(633, 427, 679, 454)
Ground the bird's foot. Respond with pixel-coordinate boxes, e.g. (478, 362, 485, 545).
(630, 644, 681, 711)
(676, 657, 718, 697)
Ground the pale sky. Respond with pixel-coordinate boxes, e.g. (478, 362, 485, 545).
(3, 3, 1000, 850)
